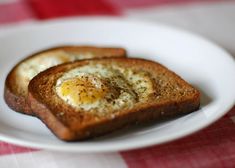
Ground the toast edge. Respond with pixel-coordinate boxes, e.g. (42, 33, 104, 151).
(4, 79, 33, 115)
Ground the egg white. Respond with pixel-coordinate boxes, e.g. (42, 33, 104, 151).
(55, 64, 155, 114)
(17, 50, 93, 94)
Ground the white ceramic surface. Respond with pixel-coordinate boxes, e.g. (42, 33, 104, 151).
(0, 17, 235, 152)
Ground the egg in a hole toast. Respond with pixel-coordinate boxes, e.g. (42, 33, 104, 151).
(4, 46, 127, 115)
(28, 58, 200, 141)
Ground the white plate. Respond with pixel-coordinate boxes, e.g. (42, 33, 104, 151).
(0, 17, 235, 153)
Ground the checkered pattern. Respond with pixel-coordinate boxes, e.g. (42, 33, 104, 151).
(0, 0, 235, 167)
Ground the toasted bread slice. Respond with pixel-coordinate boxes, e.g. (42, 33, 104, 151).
(4, 46, 127, 115)
(28, 58, 200, 141)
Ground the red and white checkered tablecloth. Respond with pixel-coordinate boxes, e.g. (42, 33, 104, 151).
(1, 0, 235, 167)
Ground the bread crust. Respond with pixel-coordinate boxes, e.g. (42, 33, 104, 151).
(28, 58, 200, 141)
(4, 46, 127, 115)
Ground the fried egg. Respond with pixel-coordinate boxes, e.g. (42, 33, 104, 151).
(17, 50, 93, 94)
(57, 74, 109, 109)
(56, 64, 155, 114)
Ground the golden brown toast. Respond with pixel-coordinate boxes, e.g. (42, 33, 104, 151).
(4, 46, 127, 115)
(28, 58, 200, 141)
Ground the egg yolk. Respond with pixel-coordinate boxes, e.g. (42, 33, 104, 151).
(59, 77, 107, 105)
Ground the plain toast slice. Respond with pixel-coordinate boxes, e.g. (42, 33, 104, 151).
(28, 58, 200, 141)
(4, 46, 126, 115)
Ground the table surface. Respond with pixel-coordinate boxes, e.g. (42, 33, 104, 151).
(0, 0, 235, 167)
